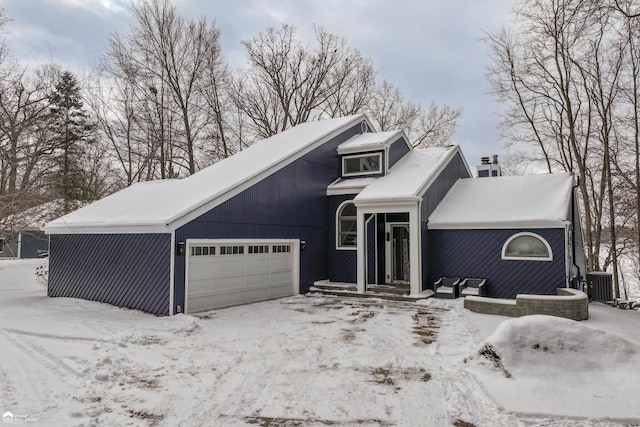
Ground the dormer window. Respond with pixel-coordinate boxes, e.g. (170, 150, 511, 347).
(342, 153, 382, 176)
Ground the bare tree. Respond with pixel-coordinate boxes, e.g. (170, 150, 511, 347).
(235, 24, 376, 138)
(102, 0, 226, 176)
(236, 24, 460, 146)
(487, 0, 640, 293)
(364, 80, 460, 147)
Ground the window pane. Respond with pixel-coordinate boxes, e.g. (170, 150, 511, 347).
(505, 235, 549, 258)
(341, 203, 356, 217)
(338, 202, 357, 247)
(361, 156, 380, 171)
(344, 157, 361, 174)
(343, 154, 381, 175)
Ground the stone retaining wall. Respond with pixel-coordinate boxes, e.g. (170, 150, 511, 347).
(464, 288, 589, 321)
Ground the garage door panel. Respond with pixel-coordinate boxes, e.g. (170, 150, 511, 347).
(219, 259, 247, 274)
(217, 276, 245, 290)
(246, 258, 271, 271)
(270, 284, 293, 298)
(217, 291, 246, 308)
(190, 278, 219, 293)
(244, 288, 272, 302)
(186, 240, 297, 313)
(271, 257, 292, 270)
(271, 271, 293, 283)
(246, 272, 272, 286)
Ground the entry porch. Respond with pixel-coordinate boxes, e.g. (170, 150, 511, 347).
(354, 199, 425, 297)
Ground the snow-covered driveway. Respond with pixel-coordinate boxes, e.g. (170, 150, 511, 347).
(1, 260, 638, 426)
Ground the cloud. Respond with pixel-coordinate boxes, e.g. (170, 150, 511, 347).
(2, 0, 514, 163)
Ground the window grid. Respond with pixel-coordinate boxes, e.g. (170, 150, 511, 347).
(272, 245, 291, 253)
(248, 245, 270, 254)
(190, 246, 216, 256)
(502, 232, 552, 261)
(191, 243, 293, 256)
(337, 201, 357, 248)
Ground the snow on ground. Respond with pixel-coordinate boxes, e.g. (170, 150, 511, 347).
(1, 260, 639, 426)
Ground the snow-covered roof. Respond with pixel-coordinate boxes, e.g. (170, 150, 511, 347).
(355, 145, 463, 205)
(45, 114, 368, 234)
(337, 130, 407, 155)
(428, 172, 575, 229)
(326, 177, 378, 196)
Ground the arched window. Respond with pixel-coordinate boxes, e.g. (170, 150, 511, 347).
(502, 232, 552, 261)
(337, 201, 357, 249)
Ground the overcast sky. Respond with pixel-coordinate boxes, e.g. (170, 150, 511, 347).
(2, 0, 515, 167)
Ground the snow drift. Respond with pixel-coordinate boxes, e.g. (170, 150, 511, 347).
(468, 315, 640, 421)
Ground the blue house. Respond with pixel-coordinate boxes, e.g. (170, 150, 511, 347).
(44, 114, 586, 315)
(0, 230, 49, 259)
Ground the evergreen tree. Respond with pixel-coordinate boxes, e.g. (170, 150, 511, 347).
(48, 71, 97, 213)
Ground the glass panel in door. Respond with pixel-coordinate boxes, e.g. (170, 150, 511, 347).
(391, 225, 410, 283)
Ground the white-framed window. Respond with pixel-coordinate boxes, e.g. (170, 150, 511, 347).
(220, 245, 245, 255)
(272, 245, 291, 253)
(342, 153, 382, 176)
(502, 232, 553, 261)
(190, 246, 216, 256)
(337, 201, 357, 249)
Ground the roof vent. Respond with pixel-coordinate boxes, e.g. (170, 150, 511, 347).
(481, 156, 490, 165)
(360, 121, 369, 133)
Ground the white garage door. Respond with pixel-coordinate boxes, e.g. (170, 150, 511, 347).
(185, 239, 299, 313)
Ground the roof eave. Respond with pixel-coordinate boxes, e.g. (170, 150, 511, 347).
(355, 196, 421, 207)
(427, 220, 571, 230)
(45, 223, 171, 235)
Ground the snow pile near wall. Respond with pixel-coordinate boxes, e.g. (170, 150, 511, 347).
(468, 314, 640, 420)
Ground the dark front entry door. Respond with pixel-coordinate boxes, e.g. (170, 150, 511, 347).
(391, 225, 410, 283)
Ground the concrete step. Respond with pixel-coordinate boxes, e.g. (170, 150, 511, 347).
(309, 285, 432, 302)
(368, 284, 410, 295)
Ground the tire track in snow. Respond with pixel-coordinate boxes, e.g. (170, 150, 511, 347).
(2, 329, 85, 381)
(0, 328, 78, 419)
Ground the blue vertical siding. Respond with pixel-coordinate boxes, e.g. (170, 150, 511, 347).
(421, 152, 470, 219)
(427, 228, 566, 298)
(48, 234, 171, 315)
(421, 152, 470, 289)
(388, 137, 411, 168)
(328, 195, 357, 283)
(173, 123, 362, 312)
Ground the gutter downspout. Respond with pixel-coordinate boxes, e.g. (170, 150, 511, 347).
(570, 174, 583, 288)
